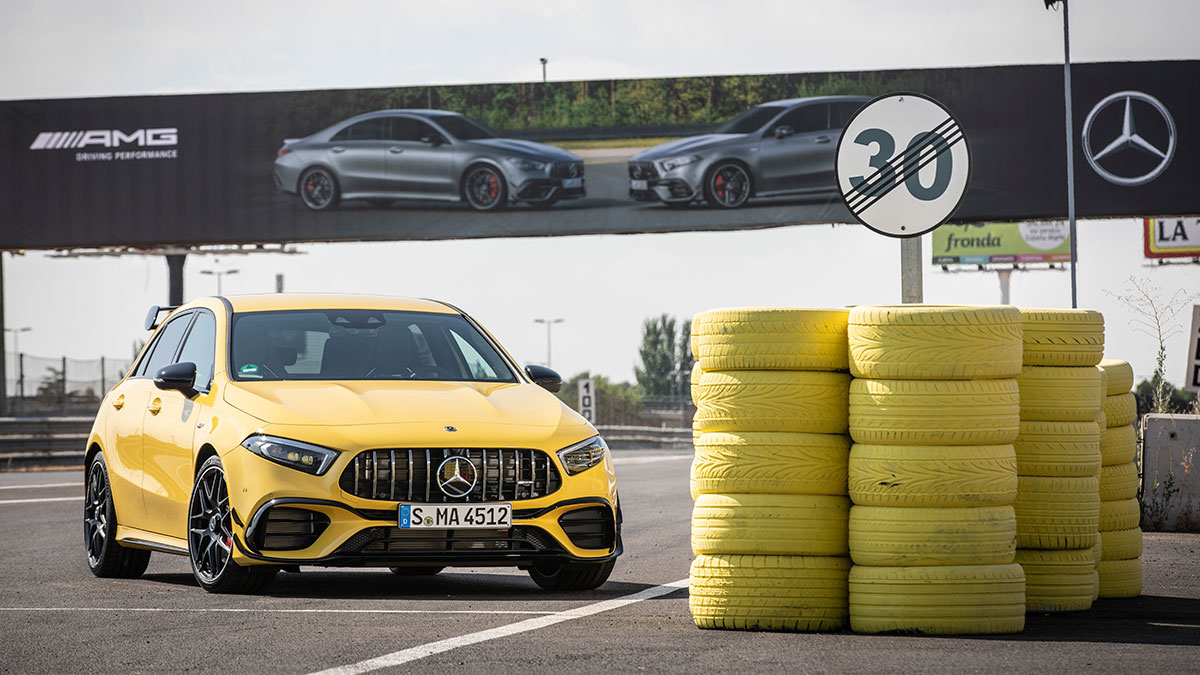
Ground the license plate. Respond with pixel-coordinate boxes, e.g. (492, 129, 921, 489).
(562, 177, 583, 189)
(399, 503, 512, 529)
(630, 179, 648, 190)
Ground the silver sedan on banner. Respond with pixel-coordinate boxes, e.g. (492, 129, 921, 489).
(628, 95, 870, 208)
(275, 110, 585, 211)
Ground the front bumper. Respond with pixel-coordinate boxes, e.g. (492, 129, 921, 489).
(628, 160, 702, 203)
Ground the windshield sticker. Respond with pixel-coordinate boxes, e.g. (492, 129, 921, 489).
(239, 364, 260, 376)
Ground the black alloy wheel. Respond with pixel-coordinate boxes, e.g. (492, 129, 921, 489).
(704, 162, 752, 208)
(188, 456, 277, 594)
(299, 167, 340, 211)
(462, 165, 507, 211)
(84, 451, 151, 578)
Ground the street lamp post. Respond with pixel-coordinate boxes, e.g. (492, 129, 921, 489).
(539, 58, 548, 84)
(533, 318, 564, 368)
(200, 269, 240, 295)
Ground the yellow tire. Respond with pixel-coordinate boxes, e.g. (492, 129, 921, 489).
(1016, 366, 1103, 422)
(1097, 558, 1142, 598)
(689, 554, 848, 632)
(848, 305, 1023, 380)
(848, 564, 1026, 635)
(848, 444, 1017, 508)
(1013, 420, 1101, 478)
(690, 364, 703, 404)
(1095, 411, 1107, 441)
(692, 493, 849, 556)
(1014, 476, 1100, 549)
(1018, 308, 1105, 367)
(849, 378, 1019, 446)
(1103, 393, 1137, 427)
(1100, 527, 1143, 560)
(1097, 367, 1108, 404)
(849, 505, 1016, 566)
(1100, 425, 1137, 466)
(1099, 462, 1139, 501)
(1099, 498, 1140, 531)
(1098, 358, 1134, 395)
(694, 370, 850, 434)
(1015, 548, 1095, 612)
(691, 308, 850, 372)
(690, 432, 849, 498)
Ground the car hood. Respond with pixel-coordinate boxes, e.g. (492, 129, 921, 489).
(223, 379, 583, 430)
(632, 134, 742, 161)
(469, 138, 579, 162)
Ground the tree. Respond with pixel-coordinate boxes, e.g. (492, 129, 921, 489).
(1107, 276, 1199, 415)
(556, 372, 644, 425)
(678, 317, 697, 390)
(1134, 378, 1198, 417)
(635, 314, 677, 396)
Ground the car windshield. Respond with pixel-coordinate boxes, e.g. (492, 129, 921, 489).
(429, 114, 498, 140)
(715, 106, 785, 134)
(230, 310, 517, 382)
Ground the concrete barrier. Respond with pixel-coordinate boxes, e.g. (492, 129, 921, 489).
(1141, 414, 1200, 531)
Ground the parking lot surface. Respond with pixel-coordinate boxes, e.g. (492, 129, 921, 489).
(2, 450, 1198, 674)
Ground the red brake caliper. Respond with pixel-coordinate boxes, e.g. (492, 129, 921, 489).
(488, 174, 498, 199)
(715, 174, 725, 198)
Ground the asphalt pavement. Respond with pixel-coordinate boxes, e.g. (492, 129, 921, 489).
(2, 451, 1198, 675)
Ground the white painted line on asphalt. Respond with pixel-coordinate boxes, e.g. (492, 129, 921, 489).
(0, 607, 554, 616)
(612, 454, 692, 465)
(0, 482, 82, 490)
(0, 496, 83, 505)
(307, 577, 690, 675)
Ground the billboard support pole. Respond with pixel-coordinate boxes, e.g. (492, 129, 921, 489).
(998, 269, 1012, 305)
(900, 237, 923, 303)
(1061, 0, 1079, 308)
(0, 252, 6, 417)
(166, 254, 186, 305)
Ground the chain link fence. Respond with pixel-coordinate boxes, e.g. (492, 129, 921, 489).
(4, 351, 133, 416)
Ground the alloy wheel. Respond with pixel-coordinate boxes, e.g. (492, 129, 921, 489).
(709, 164, 751, 208)
(464, 167, 504, 210)
(189, 465, 234, 584)
(83, 462, 109, 566)
(300, 169, 335, 209)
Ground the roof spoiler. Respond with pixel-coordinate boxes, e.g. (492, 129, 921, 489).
(144, 305, 179, 331)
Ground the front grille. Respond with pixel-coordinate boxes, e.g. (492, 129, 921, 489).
(339, 448, 562, 503)
(336, 525, 558, 554)
(550, 161, 584, 179)
(256, 507, 330, 551)
(558, 506, 615, 550)
(628, 161, 659, 180)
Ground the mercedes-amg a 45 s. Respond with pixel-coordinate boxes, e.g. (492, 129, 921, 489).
(628, 95, 869, 208)
(84, 294, 620, 593)
(275, 110, 586, 211)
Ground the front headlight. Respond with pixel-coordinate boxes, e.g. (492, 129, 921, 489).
(661, 155, 700, 172)
(241, 435, 340, 476)
(557, 436, 608, 475)
(505, 156, 547, 172)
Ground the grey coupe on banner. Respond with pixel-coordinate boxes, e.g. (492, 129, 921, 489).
(275, 110, 585, 211)
(628, 96, 870, 208)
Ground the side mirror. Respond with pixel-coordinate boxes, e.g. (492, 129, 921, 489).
(774, 125, 795, 140)
(524, 365, 562, 393)
(421, 134, 444, 147)
(154, 362, 197, 395)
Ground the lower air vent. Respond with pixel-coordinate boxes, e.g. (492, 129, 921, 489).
(257, 507, 330, 551)
(558, 507, 615, 550)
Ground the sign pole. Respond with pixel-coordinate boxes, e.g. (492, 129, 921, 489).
(1062, 0, 1079, 308)
(900, 237, 923, 303)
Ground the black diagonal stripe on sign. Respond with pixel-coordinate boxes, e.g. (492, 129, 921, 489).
(846, 117, 958, 211)
(852, 126, 964, 217)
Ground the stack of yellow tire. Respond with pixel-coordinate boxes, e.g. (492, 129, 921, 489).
(1096, 358, 1143, 598)
(1013, 309, 1105, 612)
(846, 305, 1026, 635)
(688, 308, 852, 631)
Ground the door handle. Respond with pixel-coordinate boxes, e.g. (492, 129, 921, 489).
(814, 136, 832, 144)
(112, 395, 125, 410)
(388, 146, 404, 154)
(331, 146, 346, 153)
(147, 399, 162, 415)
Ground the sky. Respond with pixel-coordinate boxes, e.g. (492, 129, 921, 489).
(2, 0, 1199, 391)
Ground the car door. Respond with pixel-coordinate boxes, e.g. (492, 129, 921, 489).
(758, 103, 834, 193)
(327, 118, 390, 194)
(106, 312, 194, 532)
(140, 310, 215, 539)
(384, 116, 456, 199)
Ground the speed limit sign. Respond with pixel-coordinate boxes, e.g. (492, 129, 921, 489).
(835, 93, 970, 238)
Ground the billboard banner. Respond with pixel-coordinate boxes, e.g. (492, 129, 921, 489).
(932, 221, 1071, 265)
(1, 60, 1197, 251)
(1144, 217, 1200, 259)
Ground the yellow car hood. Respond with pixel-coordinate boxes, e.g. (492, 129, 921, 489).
(223, 379, 584, 431)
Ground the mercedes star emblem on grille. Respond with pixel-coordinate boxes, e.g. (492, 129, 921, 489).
(568, 163, 580, 178)
(436, 456, 478, 498)
(1082, 90, 1176, 187)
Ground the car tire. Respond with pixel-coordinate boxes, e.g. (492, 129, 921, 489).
(693, 370, 850, 435)
(188, 456, 277, 594)
(462, 164, 507, 211)
(690, 432, 849, 500)
(849, 505, 1017, 567)
(1100, 424, 1137, 465)
(849, 378, 1020, 446)
(1016, 366, 1104, 422)
(1018, 308, 1105, 367)
(848, 444, 1017, 508)
(298, 167, 340, 211)
(1103, 393, 1137, 427)
(84, 451, 152, 579)
(848, 305, 1024, 380)
(1098, 358, 1134, 395)
(389, 566, 445, 576)
(1013, 420, 1102, 478)
(1097, 558, 1142, 598)
(691, 493, 849, 557)
(849, 564, 1026, 635)
(1015, 548, 1096, 612)
(1099, 527, 1143, 560)
(1099, 462, 1140, 501)
(527, 557, 614, 591)
(688, 554, 848, 632)
(691, 308, 850, 372)
(1014, 475, 1100, 550)
(1099, 498, 1141, 532)
(703, 161, 752, 208)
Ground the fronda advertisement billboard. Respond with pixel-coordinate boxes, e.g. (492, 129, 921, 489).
(932, 221, 1071, 265)
(0, 60, 1196, 251)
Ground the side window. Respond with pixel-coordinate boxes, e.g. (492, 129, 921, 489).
(390, 117, 442, 143)
(330, 118, 387, 142)
(770, 104, 829, 135)
(176, 312, 216, 391)
(137, 313, 193, 378)
(831, 101, 865, 129)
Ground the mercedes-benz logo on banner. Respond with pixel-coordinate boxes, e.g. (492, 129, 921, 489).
(1082, 91, 1176, 187)
(436, 456, 477, 498)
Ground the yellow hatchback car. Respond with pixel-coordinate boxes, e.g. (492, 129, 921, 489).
(83, 294, 620, 593)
